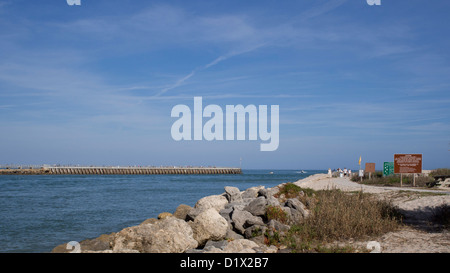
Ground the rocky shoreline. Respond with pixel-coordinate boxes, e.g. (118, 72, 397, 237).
(52, 174, 327, 253)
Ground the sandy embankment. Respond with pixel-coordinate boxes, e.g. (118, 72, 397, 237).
(294, 174, 450, 253)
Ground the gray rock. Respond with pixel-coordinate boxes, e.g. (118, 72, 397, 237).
(52, 233, 115, 253)
(222, 239, 259, 253)
(244, 196, 267, 216)
(243, 225, 266, 239)
(204, 240, 228, 250)
(258, 188, 268, 197)
(112, 217, 198, 253)
(203, 245, 224, 253)
(259, 187, 280, 198)
(224, 198, 252, 211)
(268, 219, 290, 232)
(191, 208, 229, 246)
(266, 196, 281, 207)
(219, 207, 233, 224)
(185, 248, 205, 253)
(242, 186, 265, 199)
(224, 186, 242, 202)
(249, 235, 266, 247)
(289, 207, 303, 223)
(231, 209, 264, 234)
(195, 195, 229, 212)
(246, 214, 265, 226)
(285, 198, 309, 218)
(187, 195, 229, 220)
(173, 204, 193, 220)
(186, 208, 201, 221)
(281, 206, 291, 217)
(140, 218, 158, 225)
(225, 228, 244, 240)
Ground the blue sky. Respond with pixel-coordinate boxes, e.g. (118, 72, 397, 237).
(0, 0, 449, 169)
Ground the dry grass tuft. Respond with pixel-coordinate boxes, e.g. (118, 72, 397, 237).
(285, 189, 402, 252)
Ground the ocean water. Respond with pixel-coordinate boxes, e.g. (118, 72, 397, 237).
(0, 169, 325, 253)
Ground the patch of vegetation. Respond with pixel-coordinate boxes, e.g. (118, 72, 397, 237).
(432, 204, 450, 230)
(429, 168, 450, 177)
(264, 228, 281, 246)
(266, 205, 289, 224)
(270, 189, 402, 253)
(276, 183, 302, 198)
(275, 183, 317, 208)
(351, 171, 434, 187)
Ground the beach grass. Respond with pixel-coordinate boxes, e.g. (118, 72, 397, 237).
(351, 171, 435, 187)
(431, 204, 450, 230)
(273, 188, 402, 253)
(350, 168, 450, 188)
(429, 168, 450, 177)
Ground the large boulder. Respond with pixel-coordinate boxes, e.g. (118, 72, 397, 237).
(285, 198, 309, 223)
(242, 186, 265, 199)
(195, 195, 229, 212)
(112, 217, 198, 253)
(258, 187, 280, 199)
(285, 198, 309, 218)
(202, 239, 260, 253)
(51, 233, 115, 253)
(191, 208, 228, 246)
(222, 239, 260, 253)
(187, 195, 228, 220)
(231, 209, 264, 234)
(244, 196, 268, 217)
(157, 212, 173, 219)
(224, 186, 243, 202)
(173, 204, 193, 220)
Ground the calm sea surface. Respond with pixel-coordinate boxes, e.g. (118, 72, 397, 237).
(0, 169, 325, 253)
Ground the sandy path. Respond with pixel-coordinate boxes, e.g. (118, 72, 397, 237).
(293, 174, 450, 253)
(294, 173, 450, 194)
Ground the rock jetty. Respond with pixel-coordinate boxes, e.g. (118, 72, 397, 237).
(52, 176, 326, 253)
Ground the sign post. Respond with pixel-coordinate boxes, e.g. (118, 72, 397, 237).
(383, 162, 394, 177)
(394, 154, 422, 187)
(365, 163, 375, 179)
(359, 169, 364, 182)
(358, 156, 362, 182)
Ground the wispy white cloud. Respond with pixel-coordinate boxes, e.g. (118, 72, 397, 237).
(295, 0, 348, 22)
(155, 42, 266, 96)
(155, 70, 196, 96)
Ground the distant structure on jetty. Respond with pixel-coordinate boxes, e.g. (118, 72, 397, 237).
(0, 165, 242, 175)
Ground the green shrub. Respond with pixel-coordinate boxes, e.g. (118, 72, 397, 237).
(266, 205, 289, 224)
(432, 204, 450, 230)
(276, 183, 315, 198)
(429, 168, 450, 177)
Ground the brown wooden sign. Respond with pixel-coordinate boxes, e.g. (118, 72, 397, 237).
(394, 154, 422, 174)
(365, 163, 375, 173)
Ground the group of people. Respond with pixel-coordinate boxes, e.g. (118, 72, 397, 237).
(338, 168, 352, 177)
(328, 168, 352, 178)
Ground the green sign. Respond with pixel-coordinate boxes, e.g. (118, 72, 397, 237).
(383, 162, 394, 177)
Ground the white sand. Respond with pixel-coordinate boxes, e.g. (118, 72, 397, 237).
(293, 174, 450, 253)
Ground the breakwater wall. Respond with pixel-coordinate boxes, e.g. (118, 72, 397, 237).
(0, 167, 242, 175)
